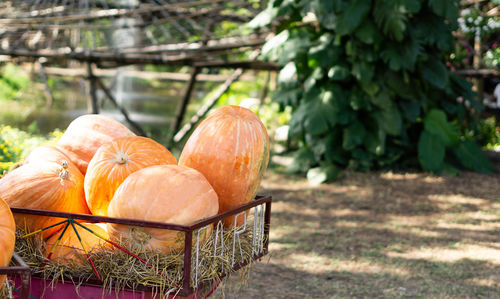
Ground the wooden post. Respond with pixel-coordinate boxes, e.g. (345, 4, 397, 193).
(38, 58, 54, 108)
(94, 76, 146, 136)
(472, 3, 484, 102)
(166, 66, 200, 147)
(86, 62, 99, 114)
(173, 68, 244, 144)
(259, 71, 271, 107)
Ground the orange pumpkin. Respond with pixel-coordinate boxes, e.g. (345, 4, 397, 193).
(0, 197, 15, 290)
(84, 136, 177, 216)
(24, 145, 71, 164)
(56, 114, 135, 174)
(0, 158, 90, 239)
(45, 223, 108, 265)
(179, 105, 269, 226)
(107, 165, 218, 253)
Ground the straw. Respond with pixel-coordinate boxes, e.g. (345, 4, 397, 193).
(14, 219, 265, 297)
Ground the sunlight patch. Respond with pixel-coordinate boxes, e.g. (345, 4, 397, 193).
(287, 253, 410, 276)
(386, 244, 500, 265)
(428, 194, 488, 206)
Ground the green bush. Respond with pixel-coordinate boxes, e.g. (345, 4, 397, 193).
(0, 125, 63, 174)
(0, 63, 30, 101)
(252, 0, 492, 182)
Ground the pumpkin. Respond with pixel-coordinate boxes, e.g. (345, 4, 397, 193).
(179, 105, 269, 226)
(107, 165, 218, 253)
(84, 136, 177, 216)
(44, 223, 108, 264)
(0, 197, 15, 290)
(0, 158, 90, 239)
(56, 114, 135, 174)
(24, 145, 71, 164)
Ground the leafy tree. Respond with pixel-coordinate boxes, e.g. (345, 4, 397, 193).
(251, 0, 492, 182)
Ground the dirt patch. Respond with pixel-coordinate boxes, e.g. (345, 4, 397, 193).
(215, 166, 500, 298)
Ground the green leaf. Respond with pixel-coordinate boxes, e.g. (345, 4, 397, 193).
(355, 20, 380, 44)
(421, 56, 449, 89)
(286, 148, 316, 174)
(385, 71, 414, 100)
(248, 7, 277, 29)
(308, 34, 342, 68)
(418, 131, 445, 173)
(273, 83, 302, 106)
(262, 30, 289, 62)
(349, 88, 369, 111)
(328, 65, 350, 81)
(412, 14, 453, 51)
(278, 62, 297, 84)
(336, 0, 371, 36)
(312, 0, 338, 30)
(360, 81, 379, 97)
(374, 104, 403, 136)
(401, 0, 421, 13)
(373, 1, 407, 41)
(290, 91, 338, 136)
(369, 90, 392, 110)
(428, 0, 459, 21)
(380, 46, 404, 71)
(364, 127, 386, 156)
(399, 101, 420, 122)
(381, 33, 422, 72)
(304, 68, 323, 91)
(342, 121, 366, 150)
(423, 109, 459, 147)
(307, 164, 340, 185)
(352, 61, 374, 83)
(453, 140, 493, 174)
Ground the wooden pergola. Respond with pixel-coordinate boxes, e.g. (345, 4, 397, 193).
(0, 0, 280, 145)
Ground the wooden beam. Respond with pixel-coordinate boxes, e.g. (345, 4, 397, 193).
(34, 66, 258, 82)
(167, 67, 200, 147)
(454, 69, 498, 77)
(0, 0, 226, 23)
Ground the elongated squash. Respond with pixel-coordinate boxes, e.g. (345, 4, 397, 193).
(179, 105, 269, 226)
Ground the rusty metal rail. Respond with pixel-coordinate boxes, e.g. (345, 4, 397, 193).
(0, 253, 31, 299)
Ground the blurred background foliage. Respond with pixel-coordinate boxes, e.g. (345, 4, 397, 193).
(0, 0, 499, 183)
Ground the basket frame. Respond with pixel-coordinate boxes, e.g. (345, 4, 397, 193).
(10, 195, 272, 297)
(0, 252, 32, 299)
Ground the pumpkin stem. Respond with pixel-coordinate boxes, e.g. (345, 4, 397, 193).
(59, 169, 69, 181)
(114, 151, 129, 165)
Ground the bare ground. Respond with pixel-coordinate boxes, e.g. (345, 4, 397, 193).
(214, 160, 500, 298)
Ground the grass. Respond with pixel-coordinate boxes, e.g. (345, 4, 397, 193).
(216, 164, 500, 298)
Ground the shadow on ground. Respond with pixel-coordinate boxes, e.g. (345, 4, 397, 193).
(215, 169, 500, 298)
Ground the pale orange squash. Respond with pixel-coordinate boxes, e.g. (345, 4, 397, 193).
(84, 136, 177, 216)
(44, 223, 108, 265)
(24, 145, 71, 164)
(0, 158, 90, 239)
(56, 114, 135, 174)
(0, 197, 15, 290)
(179, 105, 269, 226)
(107, 165, 218, 254)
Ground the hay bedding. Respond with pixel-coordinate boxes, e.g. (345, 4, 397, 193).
(11, 222, 261, 298)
